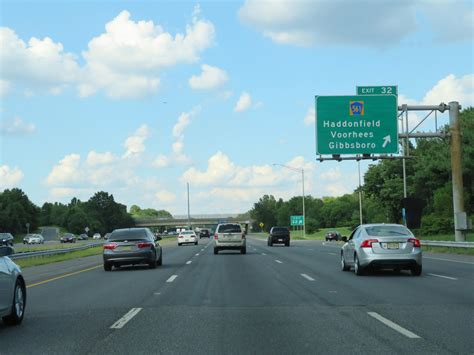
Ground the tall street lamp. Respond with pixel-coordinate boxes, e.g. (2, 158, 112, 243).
(272, 163, 305, 239)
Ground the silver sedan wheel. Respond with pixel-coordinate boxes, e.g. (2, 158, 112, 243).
(15, 283, 25, 318)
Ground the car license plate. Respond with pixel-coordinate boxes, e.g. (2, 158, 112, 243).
(386, 242, 399, 249)
(121, 246, 134, 251)
(278, 239, 283, 242)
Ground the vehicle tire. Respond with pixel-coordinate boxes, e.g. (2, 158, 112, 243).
(157, 251, 162, 266)
(104, 262, 112, 271)
(411, 265, 422, 276)
(178, 243, 182, 246)
(285, 240, 290, 247)
(341, 253, 350, 271)
(149, 252, 157, 269)
(195, 241, 198, 245)
(214, 248, 218, 255)
(2, 278, 26, 326)
(269, 240, 273, 247)
(354, 254, 365, 276)
(241, 247, 246, 255)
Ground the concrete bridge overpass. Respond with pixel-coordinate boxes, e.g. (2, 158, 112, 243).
(134, 214, 252, 231)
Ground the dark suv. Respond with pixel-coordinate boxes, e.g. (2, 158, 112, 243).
(0, 233, 14, 247)
(325, 231, 341, 241)
(267, 227, 290, 247)
(199, 229, 210, 238)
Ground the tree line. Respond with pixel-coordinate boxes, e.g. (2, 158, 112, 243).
(0, 190, 135, 236)
(250, 108, 473, 235)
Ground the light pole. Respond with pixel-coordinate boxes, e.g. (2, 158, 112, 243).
(273, 163, 305, 239)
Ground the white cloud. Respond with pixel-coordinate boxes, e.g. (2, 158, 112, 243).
(421, 74, 474, 107)
(0, 165, 24, 189)
(0, 27, 80, 94)
(0, 79, 10, 96)
(319, 167, 342, 181)
(86, 151, 117, 166)
(1, 117, 36, 135)
(189, 64, 228, 90)
(303, 106, 315, 126)
(234, 92, 252, 112)
(155, 190, 176, 203)
(153, 155, 170, 168)
(238, 1, 418, 47)
(173, 112, 192, 138)
(183, 151, 236, 185)
(419, 0, 474, 42)
(123, 124, 151, 158)
(46, 154, 82, 185)
(80, 9, 215, 98)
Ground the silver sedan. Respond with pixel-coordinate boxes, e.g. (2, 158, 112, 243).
(341, 224, 422, 276)
(0, 246, 26, 325)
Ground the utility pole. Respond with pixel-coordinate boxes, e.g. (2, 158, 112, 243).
(187, 182, 191, 230)
(449, 102, 466, 241)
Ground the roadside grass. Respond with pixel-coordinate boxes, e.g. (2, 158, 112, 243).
(290, 227, 353, 240)
(14, 241, 97, 253)
(15, 246, 103, 268)
(416, 232, 474, 242)
(422, 246, 474, 255)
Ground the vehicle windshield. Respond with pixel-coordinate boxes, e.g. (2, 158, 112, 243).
(109, 229, 147, 241)
(181, 231, 194, 235)
(272, 227, 289, 233)
(218, 224, 242, 233)
(365, 226, 412, 237)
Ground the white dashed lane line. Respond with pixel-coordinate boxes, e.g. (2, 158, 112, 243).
(110, 308, 142, 329)
(275, 260, 283, 264)
(427, 273, 458, 280)
(166, 275, 178, 283)
(300, 273, 315, 281)
(367, 312, 421, 339)
(262, 253, 267, 256)
(186, 261, 192, 265)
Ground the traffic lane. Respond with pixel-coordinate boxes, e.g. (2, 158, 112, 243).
(0, 239, 211, 355)
(247, 237, 474, 353)
(90, 242, 439, 354)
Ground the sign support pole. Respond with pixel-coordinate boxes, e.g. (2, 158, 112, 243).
(449, 102, 466, 242)
(358, 160, 363, 225)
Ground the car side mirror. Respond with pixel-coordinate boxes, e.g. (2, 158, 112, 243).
(0, 246, 14, 257)
(155, 236, 162, 241)
(341, 236, 348, 242)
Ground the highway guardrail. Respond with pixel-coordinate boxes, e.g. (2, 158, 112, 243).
(10, 242, 104, 260)
(420, 240, 474, 248)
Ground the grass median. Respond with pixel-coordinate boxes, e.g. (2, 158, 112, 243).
(15, 237, 178, 268)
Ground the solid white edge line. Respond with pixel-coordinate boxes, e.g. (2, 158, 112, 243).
(262, 253, 267, 255)
(275, 260, 283, 264)
(367, 312, 421, 339)
(110, 308, 142, 329)
(300, 273, 315, 281)
(166, 275, 178, 283)
(427, 273, 458, 280)
(424, 256, 474, 265)
(186, 261, 192, 265)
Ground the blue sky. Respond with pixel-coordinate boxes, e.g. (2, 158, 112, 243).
(1, 0, 473, 215)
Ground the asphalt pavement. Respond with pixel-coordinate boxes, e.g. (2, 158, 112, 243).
(1, 235, 473, 354)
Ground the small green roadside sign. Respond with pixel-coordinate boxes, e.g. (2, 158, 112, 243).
(315, 95, 398, 155)
(357, 85, 398, 96)
(290, 215, 304, 226)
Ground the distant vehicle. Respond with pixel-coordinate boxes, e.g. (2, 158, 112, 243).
(104, 233, 111, 240)
(325, 231, 341, 242)
(103, 228, 162, 271)
(199, 229, 210, 239)
(268, 226, 290, 247)
(60, 233, 76, 243)
(23, 234, 44, 244)
(0, 233, 14, 247)
(93, 233, 101, 240)
(340, 224, 422, 276)
(0, 246, 26, 325)
(214, 223, 246, 255)
(78, 234, 89, 240)
(178, 230, 198, 246)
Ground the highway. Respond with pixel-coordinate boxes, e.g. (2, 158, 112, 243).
(1, 235, 473, 354)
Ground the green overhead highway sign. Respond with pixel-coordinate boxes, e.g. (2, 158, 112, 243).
(290, 215, 304, 226)
(316, 95, 398, 155)
(357, 85, 398, 96)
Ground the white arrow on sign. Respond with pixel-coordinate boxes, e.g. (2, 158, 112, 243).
(382, 135, 391, 148)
